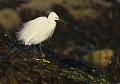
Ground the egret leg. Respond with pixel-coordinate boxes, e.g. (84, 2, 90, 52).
(39, 44, 45, 57)
(32, 44, 50, 63)
(39, 44, 50, 63)
(33, 45, 37, 57)
(32, 45, 37, 60)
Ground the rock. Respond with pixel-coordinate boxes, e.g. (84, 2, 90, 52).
(0, 8, 21, 35)
(83, 49, 114, 69)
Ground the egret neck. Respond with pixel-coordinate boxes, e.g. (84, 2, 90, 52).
(48, 17, 57, 30)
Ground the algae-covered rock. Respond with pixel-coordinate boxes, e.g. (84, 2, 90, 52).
(108, 49, 120, 82)
(0, 34, 116, 84)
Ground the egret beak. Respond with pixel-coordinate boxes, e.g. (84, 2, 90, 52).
(57, 18, 67, 24)
(59, 19, 67, 24)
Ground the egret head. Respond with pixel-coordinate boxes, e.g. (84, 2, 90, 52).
(48, 12, 67, 24)
(48, 12, 60, 21)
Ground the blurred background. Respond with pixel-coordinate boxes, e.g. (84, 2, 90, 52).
(0, 0, 120, 83)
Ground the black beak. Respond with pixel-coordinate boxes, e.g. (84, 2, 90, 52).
(59, 19, 67, 24)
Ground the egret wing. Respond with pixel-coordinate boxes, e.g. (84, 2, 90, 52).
(18, 17, 50, 45)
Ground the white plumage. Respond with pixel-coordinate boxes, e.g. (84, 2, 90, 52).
(18, 12, 60, 45)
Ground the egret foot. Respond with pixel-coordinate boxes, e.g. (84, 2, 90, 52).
(32, 58, 50, 63)
(42, 59, 50, 63)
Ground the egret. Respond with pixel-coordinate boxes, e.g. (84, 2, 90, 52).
(17, 12, 64, 62)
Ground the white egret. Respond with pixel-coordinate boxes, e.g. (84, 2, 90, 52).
(17, 12, 64, 62)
